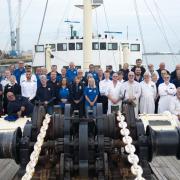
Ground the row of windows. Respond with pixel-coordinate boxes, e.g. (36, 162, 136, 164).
(35, 43, 140, 52)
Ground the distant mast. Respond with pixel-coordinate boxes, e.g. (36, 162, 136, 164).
(76, 0, 102, 71)
(16, 0, 22, 56)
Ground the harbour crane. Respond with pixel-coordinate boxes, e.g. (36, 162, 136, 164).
(6, 0, 22, 57)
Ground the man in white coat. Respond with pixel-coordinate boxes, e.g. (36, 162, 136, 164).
(106, 72, 122, 114)
(140, 72, 157, 114)
(169, 87, 180, 120)
(158, 74, 176, 113)
(120, 71, 141, 117)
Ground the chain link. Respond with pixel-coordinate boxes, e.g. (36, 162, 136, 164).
(21, 114, 51, 180)
(117, 111, 145, 180)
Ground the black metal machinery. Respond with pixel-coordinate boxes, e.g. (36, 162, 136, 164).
(0, 103, 180, 180)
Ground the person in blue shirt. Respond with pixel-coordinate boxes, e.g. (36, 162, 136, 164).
(84, 77, 99, 117)
(66, 62, 77, 84)
(85, 64, 98, 83)
(13, 61, 26, 84)
(47, 65, 62, 81)
(58, 78, 70, 113)
(35, 67, 42, 88)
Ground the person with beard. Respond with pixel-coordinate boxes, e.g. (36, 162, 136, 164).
(134, 67, 143, 82)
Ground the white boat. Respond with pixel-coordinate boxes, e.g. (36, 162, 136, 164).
(33, 37, 142, 71)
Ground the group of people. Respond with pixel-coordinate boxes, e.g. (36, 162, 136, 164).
(0, 59, 179, 120)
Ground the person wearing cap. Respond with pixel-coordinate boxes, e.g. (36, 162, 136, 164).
(13, 61, 25, 84)
(66, 62, 77, 84)
(7, 91, 33, 117)
(99, 70, 112, 114)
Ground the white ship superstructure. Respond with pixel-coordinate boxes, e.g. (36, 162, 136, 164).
(33, 37, 142, 71)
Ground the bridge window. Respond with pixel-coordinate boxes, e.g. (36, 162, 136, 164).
(57, 43, 67, 51)
(35, 45, 44, 52)
(69, 43, 75, 50)
(100, 42, 106, 50)
(92, 42, 99, 50)
(76, 42, 83, 50)
(108, 43, 118, 50)
(130, 44, 140, 51)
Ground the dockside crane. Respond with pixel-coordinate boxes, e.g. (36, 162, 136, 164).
(7, 0, 22, 57)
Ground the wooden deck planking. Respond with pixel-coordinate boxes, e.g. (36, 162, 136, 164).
(0, 157, 180, 180)
(0, 159, 19, 180)
(150, 156, 180, 180)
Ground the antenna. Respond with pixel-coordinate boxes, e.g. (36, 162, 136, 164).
(64, 19, 80, 39)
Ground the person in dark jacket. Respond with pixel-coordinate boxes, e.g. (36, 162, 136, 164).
(131, 59, 146, 76)
(120, 63, 129, 81)
(3, 75, 21, 114)
(171, 64, 180, 81)
(70, 77, 84, 117)
(36, 75, 55, 114)
(7, 92, 33, 117)
(0, 84, 3, 115)
(47, 71, 59, 103)
(172, 69, 180, 88)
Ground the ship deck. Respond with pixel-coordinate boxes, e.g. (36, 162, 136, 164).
(0, 156, 180, 180)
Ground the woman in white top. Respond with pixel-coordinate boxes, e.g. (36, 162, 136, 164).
(140, 72, 157, 114)
(158, 74, 176, 113)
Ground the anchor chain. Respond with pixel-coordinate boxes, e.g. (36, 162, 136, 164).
(21, 114, 51, 180)
(117, 111, 145, 180)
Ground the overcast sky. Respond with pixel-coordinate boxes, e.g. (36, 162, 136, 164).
(0, 0, 180, 53)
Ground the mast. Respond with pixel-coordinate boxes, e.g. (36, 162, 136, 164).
(83, 0, 92, 71)
(7, 0, 16, 56)
(16, 0, 22, 56)
(76, 0, 102, 71)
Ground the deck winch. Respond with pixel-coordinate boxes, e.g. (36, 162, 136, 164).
(0, 103, 179, 179)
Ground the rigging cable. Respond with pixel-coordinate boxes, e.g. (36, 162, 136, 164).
(133, 0, 148, 65)
(153, 0, 179, 64)
(21, 0, 33, 22)
(36, 0, 49, 45)
(103, 2, 118, 70)
(143, 0, 177, 63)
(33, 0, 49, 64)
(153, 0, 180, 45)
(55, 0, 72, 40)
